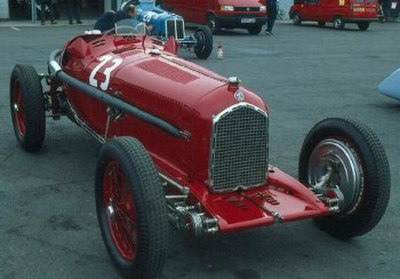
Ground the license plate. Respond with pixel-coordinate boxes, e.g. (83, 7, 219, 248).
(241, 18, 256, 23)
(353, 7, 365, 12)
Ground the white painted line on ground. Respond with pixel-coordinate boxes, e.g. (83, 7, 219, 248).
(10, 26, 21, 31)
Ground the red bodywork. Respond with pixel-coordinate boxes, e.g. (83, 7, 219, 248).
(59, 34, 330, 233)
(290, 0, 378, 23)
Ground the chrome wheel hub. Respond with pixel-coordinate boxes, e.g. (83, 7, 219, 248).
(106, 200, 115, 223)
(308, 139, 363, 213)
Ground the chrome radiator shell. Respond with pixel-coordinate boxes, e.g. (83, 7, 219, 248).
(209, 103, 269, 192)
(165, 19, 185, 40)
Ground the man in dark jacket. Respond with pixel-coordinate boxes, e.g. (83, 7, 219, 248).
(93, 4, 137, 32)
(36, 0, 57, 25)
(265, 0, 277, 36)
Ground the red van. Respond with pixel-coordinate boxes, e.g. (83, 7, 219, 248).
(161, 0, 268, 34)
(289, 0, 378, 30)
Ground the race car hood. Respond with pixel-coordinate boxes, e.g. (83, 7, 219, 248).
(110, 50, 266, 131)
(114, 52, 228, 113)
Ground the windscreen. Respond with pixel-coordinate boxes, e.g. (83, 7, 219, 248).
(114, 18, 148, 35)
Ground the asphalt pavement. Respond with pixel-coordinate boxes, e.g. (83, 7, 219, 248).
(0, 21, 399, 279)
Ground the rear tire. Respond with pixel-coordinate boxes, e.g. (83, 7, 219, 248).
(357, 22, 370, 31)
(318, 21, 326, 27)
(298, 118, 390, 239)
(10, 64, 45, 152)
(247, 25, 262, 35)
(194, 25, 213, 59)
(292, 12, 301, 25)
(96, 137, 169, 278)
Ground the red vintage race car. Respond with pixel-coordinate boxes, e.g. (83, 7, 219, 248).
(10, 22, 390, 278)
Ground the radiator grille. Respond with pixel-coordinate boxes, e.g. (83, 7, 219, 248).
(165, 19, 185, 40)
(234, 7, 260, 12)
(176, 20, 184, 39)
(209, 104, 269, 192)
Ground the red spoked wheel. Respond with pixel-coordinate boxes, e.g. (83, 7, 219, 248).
(96, 137, 168, 278)
(103, 160, 138, 262)
(12, 80, 26, 138)
(10, 64, 45, 152)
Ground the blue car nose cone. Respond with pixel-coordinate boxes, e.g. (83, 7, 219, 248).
(379, 68, 400, 100)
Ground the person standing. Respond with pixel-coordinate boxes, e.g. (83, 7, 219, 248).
(66, 0, 82, 24)
(36, 0, 57, 25)
(265, 0, 277, 36)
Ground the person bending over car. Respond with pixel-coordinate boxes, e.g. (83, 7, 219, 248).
(93, 4, 137, 32)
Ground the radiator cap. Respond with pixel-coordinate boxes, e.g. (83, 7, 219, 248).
(227, 76, 240, 91)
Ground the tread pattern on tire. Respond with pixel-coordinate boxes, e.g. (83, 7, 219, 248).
(10, 64, 45, 152)
(96, 137, 168, 278)
(299, 118, 390, 239)
(194, 25, 213, 59)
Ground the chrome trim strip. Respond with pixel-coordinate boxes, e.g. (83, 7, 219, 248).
(213, 102, 268, 123)
(68, 100, 105, 143)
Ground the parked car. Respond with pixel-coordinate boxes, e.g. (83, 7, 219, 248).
(161, 0, 268, 34)
(378, 67, 400, 100)
(121, 0, 213, 59)
(289, 0, 378, 30)
(10, 19, 390, 278)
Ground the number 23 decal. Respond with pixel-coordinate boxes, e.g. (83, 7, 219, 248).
(89, 55, 123, 91)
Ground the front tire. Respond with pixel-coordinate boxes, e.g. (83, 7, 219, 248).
(358, 22, 370, 31)
(333, 17, 345, 29)
(96, 137, 169, 278)
(194, 25, 213, 59)
(292, 12, 301, 25)
(10, 64, 45, 152)
(298, 118, 390, 239)
(247, 25, 262, 35)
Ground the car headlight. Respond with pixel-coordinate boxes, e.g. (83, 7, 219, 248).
(220, 5, 234, 11)
(260, 6, 266, 12)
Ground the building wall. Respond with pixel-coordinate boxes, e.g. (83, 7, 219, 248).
(105, 0, 125, 11)
(279, 0, 292, 20)
(0, 0, 10, 20)
(7, 0, 104, 20)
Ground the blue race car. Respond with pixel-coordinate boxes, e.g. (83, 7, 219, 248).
(122, 0, 213, 59)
